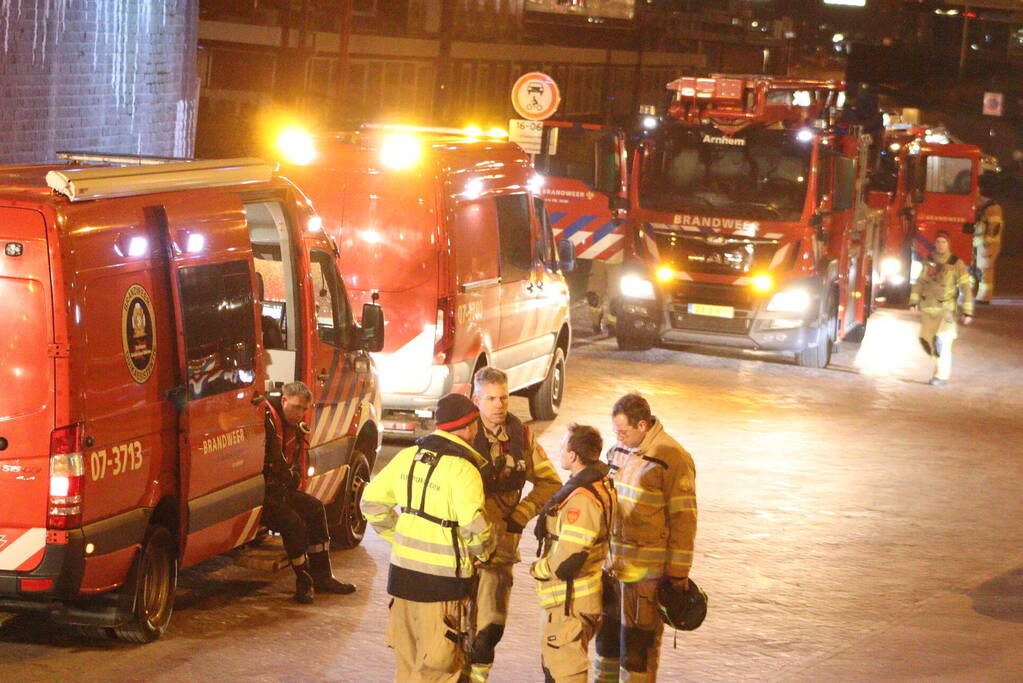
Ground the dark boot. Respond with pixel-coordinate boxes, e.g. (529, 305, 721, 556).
(308, 550, 356, 594)
(294, 564, 315, 604)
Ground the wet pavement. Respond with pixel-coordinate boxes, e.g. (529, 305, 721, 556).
(2, 300, 1022, 682)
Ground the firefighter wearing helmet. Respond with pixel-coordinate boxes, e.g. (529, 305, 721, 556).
(973, 175, 1003, 304)
(468, 367, 563, 682)
(262, 381, 356, 603)
(910, 230, 975, 386)
(531, 423, 617, 682)
(595, 393, 697, 683)
(360, 393, 495, 682)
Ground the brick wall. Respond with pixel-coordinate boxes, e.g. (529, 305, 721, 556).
(0, 0, 199, 164)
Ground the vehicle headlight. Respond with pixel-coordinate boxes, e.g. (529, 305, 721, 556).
(880, 257, 902, 277)
(620, 275, 656, 300)
(766, 288, 811, 312)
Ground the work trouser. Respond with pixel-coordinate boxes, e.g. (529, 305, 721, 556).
(976, 245, 1000, 302)
(541, 608, 601, 683)
(387, 597, 466, 683)
(261, 487, 331, 562)
(918, 308, 958, 381)
(468, 562, 514, 682)
(594, 576, 664, 683)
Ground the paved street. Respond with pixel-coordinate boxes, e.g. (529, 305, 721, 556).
(2, 302, 1022, 682)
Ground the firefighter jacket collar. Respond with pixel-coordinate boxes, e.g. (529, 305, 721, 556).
(480, 418, 509, 443)
(632, 418, 664, 456)
(415, 429, 487, 469)
(534, 461, 610, 546)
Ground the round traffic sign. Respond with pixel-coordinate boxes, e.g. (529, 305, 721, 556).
(511, 72, 561, 121)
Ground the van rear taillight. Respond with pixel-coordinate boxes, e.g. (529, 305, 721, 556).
(48, 424, 85, 530)
(433, 297, 456, 364)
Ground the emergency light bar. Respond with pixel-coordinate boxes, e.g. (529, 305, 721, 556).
(361, 123, 508, 139)
(46, 158, 274, 202)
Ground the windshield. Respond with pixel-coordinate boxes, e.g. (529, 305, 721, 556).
(652, 228, 788, 276)
(639, 126, 811, 222)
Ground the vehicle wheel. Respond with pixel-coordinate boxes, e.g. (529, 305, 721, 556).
(113, 526, 177, 643)
(795, 300, 835, 369)
(70, 625, 115, 640)
(331, 451, 371, 549)
(528, 347, 566, 421)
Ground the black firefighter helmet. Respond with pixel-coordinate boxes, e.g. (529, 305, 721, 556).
(656, 576, 708, 631)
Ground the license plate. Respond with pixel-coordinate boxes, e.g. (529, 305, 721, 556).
(688, 303, 734, 319)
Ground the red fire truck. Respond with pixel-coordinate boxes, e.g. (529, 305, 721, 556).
(542, 75, 882, 368)
(0, 156, 382, 641)
(866, 123, 981, 302)
(278, 127, 575, 435)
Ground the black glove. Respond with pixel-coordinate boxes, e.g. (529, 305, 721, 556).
(503, 516, 525, 535)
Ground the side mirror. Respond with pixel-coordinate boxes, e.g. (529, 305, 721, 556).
(558, 239, 577, 273)
(360, 302, 385, 352)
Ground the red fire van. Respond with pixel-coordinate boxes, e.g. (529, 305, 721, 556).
(279, 127, 575, 434)
(0, 156, 382, 641)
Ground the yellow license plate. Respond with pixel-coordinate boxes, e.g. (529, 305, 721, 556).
(688, 303, 734, 319)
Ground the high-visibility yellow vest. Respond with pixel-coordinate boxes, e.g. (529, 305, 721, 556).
(361, 430, 495, 601)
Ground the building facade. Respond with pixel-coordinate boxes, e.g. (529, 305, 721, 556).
(196, 0, 785, 156)
(0, 0, 199, 164)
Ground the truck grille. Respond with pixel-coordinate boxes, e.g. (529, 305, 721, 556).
(668, 282, 755, 335)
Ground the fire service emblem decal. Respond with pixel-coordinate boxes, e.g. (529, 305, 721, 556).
(122, 284, 157, 383)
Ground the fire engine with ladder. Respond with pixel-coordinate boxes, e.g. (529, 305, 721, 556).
(541, 74, 884, 368)
(866, 119, 982, 303)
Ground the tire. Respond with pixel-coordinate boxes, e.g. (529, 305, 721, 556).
(795, 294, 836, 369)
(331, 451, 371, 550)
(70, 625, 114, 640)
(528, 347, 566, 421)
(113, 525, 177, 644)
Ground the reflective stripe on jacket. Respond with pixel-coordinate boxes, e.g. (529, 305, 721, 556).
(478, 416, 562, 564)
(361, 430, 495, 601)
(532, 476, 616, 613)
(910, 252, 975, 316)
(606, 420, 697, 583)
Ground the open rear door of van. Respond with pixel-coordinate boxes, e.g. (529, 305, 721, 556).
(150, 197, 267, 569)
(0, 207, 54, 573)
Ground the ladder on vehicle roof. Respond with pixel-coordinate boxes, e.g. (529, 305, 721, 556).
(46, 157, 274, 202)
(56, 151, 196, 166)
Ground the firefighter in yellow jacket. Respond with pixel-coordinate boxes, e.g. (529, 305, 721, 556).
(361, 394, 495, 683)
(973, 188, 1003, 304)
(595, 393, 697, 683)
(468, 367, 563, 682)
(531, 423, 617, 683)
(910, 230, 974, 386)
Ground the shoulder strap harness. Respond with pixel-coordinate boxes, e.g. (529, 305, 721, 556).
(399, 434, 483, 578)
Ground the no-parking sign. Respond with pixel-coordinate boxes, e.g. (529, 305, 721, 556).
(511, 72, 561, 121)
(983, 91, 1003, 117)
